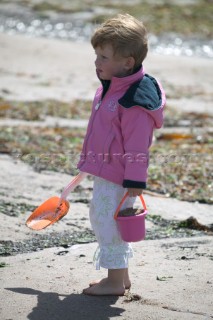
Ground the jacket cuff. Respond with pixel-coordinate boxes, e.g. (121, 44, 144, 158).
(123, 179, 146, 189)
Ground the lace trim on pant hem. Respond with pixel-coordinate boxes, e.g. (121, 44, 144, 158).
(93, 245, 134, 270)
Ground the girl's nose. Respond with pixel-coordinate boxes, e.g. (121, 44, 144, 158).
(95, 57, 100, 67)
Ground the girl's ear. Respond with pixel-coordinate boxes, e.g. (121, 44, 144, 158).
(124, 56, 135, 70)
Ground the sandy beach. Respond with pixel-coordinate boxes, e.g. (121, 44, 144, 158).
(0, 32, 213, 320)
(1, 32, 213, 115)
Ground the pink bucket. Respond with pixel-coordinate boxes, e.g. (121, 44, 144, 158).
(114, 192, 147, 242)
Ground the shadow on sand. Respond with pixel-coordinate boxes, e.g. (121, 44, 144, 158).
(6, 287, 125, 320)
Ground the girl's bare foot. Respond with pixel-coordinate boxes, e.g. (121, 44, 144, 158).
(83, 278, 125, 296)
(89, 278, 131, 290)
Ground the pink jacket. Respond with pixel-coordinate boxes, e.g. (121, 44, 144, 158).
(77, 66, 166, 188)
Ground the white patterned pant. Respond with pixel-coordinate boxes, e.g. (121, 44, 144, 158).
(89, 176, 135, 270)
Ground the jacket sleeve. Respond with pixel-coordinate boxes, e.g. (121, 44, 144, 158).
(120, 106, 155, 189)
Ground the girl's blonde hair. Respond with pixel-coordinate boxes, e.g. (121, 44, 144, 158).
(91, 14, 148, 68)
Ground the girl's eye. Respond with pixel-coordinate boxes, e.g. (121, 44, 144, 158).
(102, 55, 107, 59)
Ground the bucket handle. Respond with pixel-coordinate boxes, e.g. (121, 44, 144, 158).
(114, 191, 147, 220)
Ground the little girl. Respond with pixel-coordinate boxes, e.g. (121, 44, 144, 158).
(77, 13, 166, 296)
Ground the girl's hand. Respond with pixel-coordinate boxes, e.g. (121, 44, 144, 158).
(127, 188, 143, 197)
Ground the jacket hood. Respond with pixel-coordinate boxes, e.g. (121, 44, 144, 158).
(118, 74, 166, 128)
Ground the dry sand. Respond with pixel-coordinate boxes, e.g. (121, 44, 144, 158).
(0, 32, 213, 319)
(0, 32, 213, 115)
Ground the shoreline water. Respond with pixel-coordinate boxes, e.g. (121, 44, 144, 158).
(0, 2, 212, 59)
(1, 19, 212, 59)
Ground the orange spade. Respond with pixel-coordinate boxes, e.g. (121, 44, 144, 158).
(26, 172, 87, 230)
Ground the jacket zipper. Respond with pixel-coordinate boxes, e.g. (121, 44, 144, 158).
(80, 84, 112, 165)
(95, 100, 101, 110)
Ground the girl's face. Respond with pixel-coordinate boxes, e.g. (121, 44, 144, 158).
(94, 44, 133, 80)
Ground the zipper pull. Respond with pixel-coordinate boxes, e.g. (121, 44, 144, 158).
(95, 100, 101, 110)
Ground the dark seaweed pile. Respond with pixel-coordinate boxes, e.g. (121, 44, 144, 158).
(0, 214, 212, 257)
(0, 229, 96, 257)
